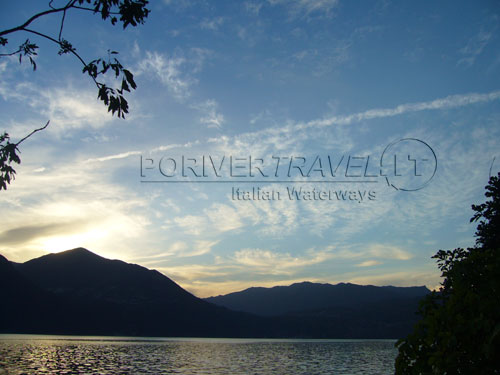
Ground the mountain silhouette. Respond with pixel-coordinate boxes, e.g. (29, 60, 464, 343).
(5, 248, 267, 337)
(205, 281, 429, 338)
(15, 247, 195, 305)
(1, 249, 428, 338)
(204, 281, 429, 316)
(0, 253, 69, 333)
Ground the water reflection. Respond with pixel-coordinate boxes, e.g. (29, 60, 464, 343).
(0, 336, 397, 374)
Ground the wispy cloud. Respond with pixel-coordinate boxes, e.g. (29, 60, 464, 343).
(0, 222, 86, 246)
(41, 87, 115, 131)
(458, 29, 495, 67)
(134, 48, 221, 127)
(268, 0, 339, 18)
(305, 90, 500, 129)
(0, 81, 115, 136)
(244, 1, 263, 15)
(349, 270, 441, 290)
(192, 99, 225, 128)
(205, 90, 500, 163)
(156, 242, 417, 297)
(85, 151, 141, 163)
(162, 89, 500, 244)
(356, 260, 382, 267)
(233, 247, 332, 274)
(200, 17, 225, 31)
(162, 0, 196, 11)
(136, 51, 193, 100)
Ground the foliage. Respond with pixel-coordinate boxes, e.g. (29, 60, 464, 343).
(0, 0, 149, 117)
(0, 1, 150, 190)
(0, 122, 50, 190)
(0, 133, 20, 191)
(395, 173, 500, 374)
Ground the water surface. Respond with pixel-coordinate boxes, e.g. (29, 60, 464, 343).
(0, 335, 397, 374)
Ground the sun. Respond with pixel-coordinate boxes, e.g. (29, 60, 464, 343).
(40, 229, 106, 254)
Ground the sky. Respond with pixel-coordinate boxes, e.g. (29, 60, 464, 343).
(1, 0, 499, 298)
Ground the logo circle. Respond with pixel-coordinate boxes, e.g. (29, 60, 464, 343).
(380, 138, 437, 191)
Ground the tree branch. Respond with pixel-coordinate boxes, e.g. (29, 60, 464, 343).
(59, 9, 68, 41)
(0, 0, 149, 120)
(15, 120, 50, 147)
(0, 1, 126, 38)
(21, 28, 98, 85)
(0, 7, 69, 37)
(0, 47, 23, 57)
(72, 5, 121, 15)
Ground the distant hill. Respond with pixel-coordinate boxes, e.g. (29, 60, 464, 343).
(1, 248, 429, 338)
(204, 282, 430, 338)
(205, 281, 430, 316)
(4, 248, 267, 337)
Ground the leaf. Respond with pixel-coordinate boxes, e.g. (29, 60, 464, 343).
(58, 39, 74, 55)
(121, 78, 130, 92)
(123, 69, 137, 89)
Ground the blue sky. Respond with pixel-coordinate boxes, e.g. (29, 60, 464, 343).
(1, 0, 499, 297)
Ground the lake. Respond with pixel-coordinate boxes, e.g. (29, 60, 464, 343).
(0, 335, 398, 374)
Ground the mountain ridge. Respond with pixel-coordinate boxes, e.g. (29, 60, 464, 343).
(204, 280, 430, 317)
(1, 248, 428, 338)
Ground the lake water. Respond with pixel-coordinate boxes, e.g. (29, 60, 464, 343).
(0, 335, 397, 374)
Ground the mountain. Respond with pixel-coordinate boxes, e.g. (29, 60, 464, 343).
(0, 254, 68, 333)
(14, 247, 195, 306)
(4, 248, 268, 337)
(1, 249, 429, 338)
(204, 281, 430, 338)
(205, 281, 430, 316)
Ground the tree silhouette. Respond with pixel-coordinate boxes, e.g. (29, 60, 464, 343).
(395, 173, 500, 374)
(0, 0, 150, 190)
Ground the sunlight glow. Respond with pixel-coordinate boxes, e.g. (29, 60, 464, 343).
(40, 229, 106, 254)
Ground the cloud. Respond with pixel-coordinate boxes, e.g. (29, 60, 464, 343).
(162, 0, 196, 11)
(191, 240, 219, 256)
(365, 244, 413, 260)
(173, 215, 210, 236)
(204, 90, 500, 165)
(458, 30, 494, 67)
(206, 203, 244, 232)
(85, 150, 141, 163)
(244, 2, 263, 15)
(172, 192, 299, 238)
(136, 51, 193, 100)
(233, 248, 332, 273)
(0, 58, 121, 135)
(149, 240, 218, 258)
(268, 0, 339, 18)
(0, 222, 86, 245)
(356, 260, 382, 267)
(192, 99, 225, 128)
(156, 247, 334, 296)
(134, 48, 217, 128)
(304, 90, 500, 129)
(200, 17, 225, 31)
(159, 89, 500, 246)
(0, 155, 150, 262)
(134, 47, 212, 100)
(136, 51, 196, 101)
(156, 242, 414, 297)
(40, 87, 115, 131)
(0, 83, 115, 136)
(349, 270, 441, 290)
